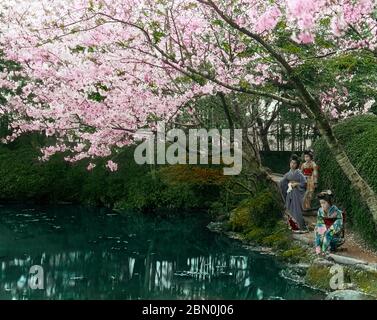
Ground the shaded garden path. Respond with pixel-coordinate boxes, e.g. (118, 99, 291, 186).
(270, 173, 377, 265)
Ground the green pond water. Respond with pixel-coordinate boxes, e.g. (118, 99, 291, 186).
(0, 205, 324, 300)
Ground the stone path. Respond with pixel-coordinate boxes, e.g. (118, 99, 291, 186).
(271, 173, 377, 266)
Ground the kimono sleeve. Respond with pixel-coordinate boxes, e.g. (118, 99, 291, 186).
(329, 208, 343, 234)
(298, 170, 307, 190)
(279, 173, 289, 199)
(315, 208, 325, 228)
(312, 162, 319, 184)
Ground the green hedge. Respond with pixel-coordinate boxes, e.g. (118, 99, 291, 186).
(313, 114, 377, 248)
(0, 134, 234, 215)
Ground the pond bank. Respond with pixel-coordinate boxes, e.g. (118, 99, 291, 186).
(207, 221, 377, 299)
(208, 169, 377, 301)
(207, 218, 377, 300)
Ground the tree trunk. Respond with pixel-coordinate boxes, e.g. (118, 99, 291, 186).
(260, 130, 270, 151)
(303, 124, 309, 150)
(276, 116, 280, 151)
(256, 117, 271, 151)
(291, 122, 295, 152)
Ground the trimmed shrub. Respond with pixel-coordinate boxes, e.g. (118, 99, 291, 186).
(313, 114, 377, 248)
(229, 189, 282, 232)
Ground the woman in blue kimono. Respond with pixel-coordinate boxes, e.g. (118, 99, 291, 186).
(315, 190, 344, 255)
(279, 154, 307, 231)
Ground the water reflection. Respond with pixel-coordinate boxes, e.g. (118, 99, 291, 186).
(0, 205, 324, 300)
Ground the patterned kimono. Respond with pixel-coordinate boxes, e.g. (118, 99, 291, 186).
(300, 161, 319, 210)
(279, 169, 307, 230)
(315, 205, 343, 254)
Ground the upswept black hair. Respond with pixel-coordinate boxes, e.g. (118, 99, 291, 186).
(317, 190, 334, 205)
(303, 149, 314, 160)
(290, 154, 301, 168)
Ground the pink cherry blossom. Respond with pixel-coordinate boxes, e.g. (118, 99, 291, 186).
(87, 163, 96, 171)
(0, 0, 375, 167)
(106, 160, 118, 172)
(255, 6, 281, 33)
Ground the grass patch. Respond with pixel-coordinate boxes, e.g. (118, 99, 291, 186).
(348, 269, 377, 296)
(305, 265, 332, 291)
(279, 247, 308, 263)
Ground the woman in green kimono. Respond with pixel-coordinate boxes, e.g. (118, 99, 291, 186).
(315, 190, 344, 255)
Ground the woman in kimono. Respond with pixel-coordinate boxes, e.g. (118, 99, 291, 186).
(300, 149, 319, 210)
(315, 190, 344, 255)
(280, 154, 307, 231)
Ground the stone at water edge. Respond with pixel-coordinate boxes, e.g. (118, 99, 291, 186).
(288, 262, 311, 269)
(355, 263, 377, 273)
(206, 222, 224, 232)
(292, 233, 312, 245)
(325, 290, 374, 300)
(313, 258, 335, 267)
(328, 254, 367, 266)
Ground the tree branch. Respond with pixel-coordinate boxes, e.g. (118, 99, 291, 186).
(197, 0, 320, 113)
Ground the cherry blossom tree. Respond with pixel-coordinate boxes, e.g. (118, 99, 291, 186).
(1, 0, 377, 222)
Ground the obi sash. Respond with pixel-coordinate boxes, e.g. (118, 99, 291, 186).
(323, 217, 336, 229)
(302, 167, 314, 176)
